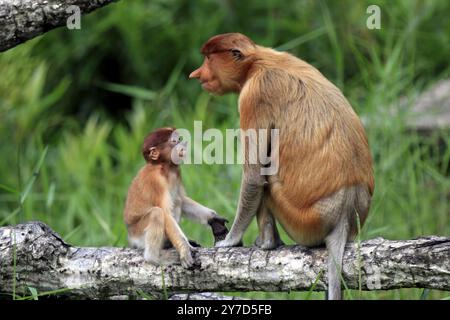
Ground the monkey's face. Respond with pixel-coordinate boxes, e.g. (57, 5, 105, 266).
(189, 52, 249, 95)
(145, 129, 186, 165)
(189, 56, 225, 95)
(190, 33, 256, 95)
(168, 131, 187, 165)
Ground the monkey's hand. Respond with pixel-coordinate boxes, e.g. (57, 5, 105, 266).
(208, 215, 229, 244)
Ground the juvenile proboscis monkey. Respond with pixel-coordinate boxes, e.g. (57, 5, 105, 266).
(189, 33, 374, 299)
(124, 127, 228, 268)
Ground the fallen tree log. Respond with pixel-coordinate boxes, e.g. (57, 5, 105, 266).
(362, 78, 450, 132)
(0, 0, 118, 52)
(0, 221, 449, 299)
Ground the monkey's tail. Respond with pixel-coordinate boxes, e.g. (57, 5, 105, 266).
(325, 214, 349, 300)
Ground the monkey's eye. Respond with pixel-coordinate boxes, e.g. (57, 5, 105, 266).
(230, 49, 243, 60)
(179, 136, 183, 142)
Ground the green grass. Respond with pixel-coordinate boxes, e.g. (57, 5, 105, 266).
(0, 0, 449, 300)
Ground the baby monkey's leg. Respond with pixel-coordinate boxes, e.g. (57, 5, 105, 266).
(164, 213, 194, 268)
(143, 207, 165, 263)
(143, 207, 179, 265)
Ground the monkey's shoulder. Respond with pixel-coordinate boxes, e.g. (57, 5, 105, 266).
(238, 67, 306, 125)
(242, 67, 306, 107)
(134, 164, 160, 179)
(129, 164, 170, 193)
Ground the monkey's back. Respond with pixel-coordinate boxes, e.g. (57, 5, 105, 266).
(250, 52, 374, 245)
(124, 165, 168, 234)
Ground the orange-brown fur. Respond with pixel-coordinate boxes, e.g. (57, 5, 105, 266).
(124, 128, 193, 267)
(124, 163, 176, 237)
(191, 34, 373, 246)
(124, 127, 227, 268)
(190, 33, 374, 298)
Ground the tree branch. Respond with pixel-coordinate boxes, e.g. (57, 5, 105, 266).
(0, 222, 449, 299)
(0, 0, 118, 52)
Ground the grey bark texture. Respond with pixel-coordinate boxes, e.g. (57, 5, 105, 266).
(406, 79, 450, 131)
(0, 221, 449, 299)
(0, 0, 117, 52)
(169, 293, 247, 300)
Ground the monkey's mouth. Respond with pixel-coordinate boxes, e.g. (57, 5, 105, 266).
(200, 80, 223, 95)
(201, 81, 215, 92)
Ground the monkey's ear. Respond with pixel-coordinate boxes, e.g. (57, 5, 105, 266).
(149, 147, 160, 161)
(230, 49, 243, 60)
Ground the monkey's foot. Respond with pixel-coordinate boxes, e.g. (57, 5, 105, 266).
(180, 249, 194, 269)
(254, 235, 284, 250)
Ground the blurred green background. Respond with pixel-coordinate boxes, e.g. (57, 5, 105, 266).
(1, 0, 449, 300)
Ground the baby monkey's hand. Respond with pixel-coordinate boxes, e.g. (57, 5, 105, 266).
(208, 214, 229, 244)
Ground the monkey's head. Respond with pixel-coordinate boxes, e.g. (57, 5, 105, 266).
(142, 127, 187, 165)
(189, 33, 257, 95)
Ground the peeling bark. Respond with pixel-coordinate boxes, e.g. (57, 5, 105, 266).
(0, 222, 449, 299)
(0, 0, 118, 52)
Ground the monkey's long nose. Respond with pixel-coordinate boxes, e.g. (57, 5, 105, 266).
(189, 68, 200, 79)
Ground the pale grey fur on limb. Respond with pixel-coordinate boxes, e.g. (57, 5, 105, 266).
(0, 0, 118, 52)
(0, 221, 449, 299)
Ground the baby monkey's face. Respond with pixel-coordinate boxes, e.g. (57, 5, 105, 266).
(169, 131, 187, 165)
